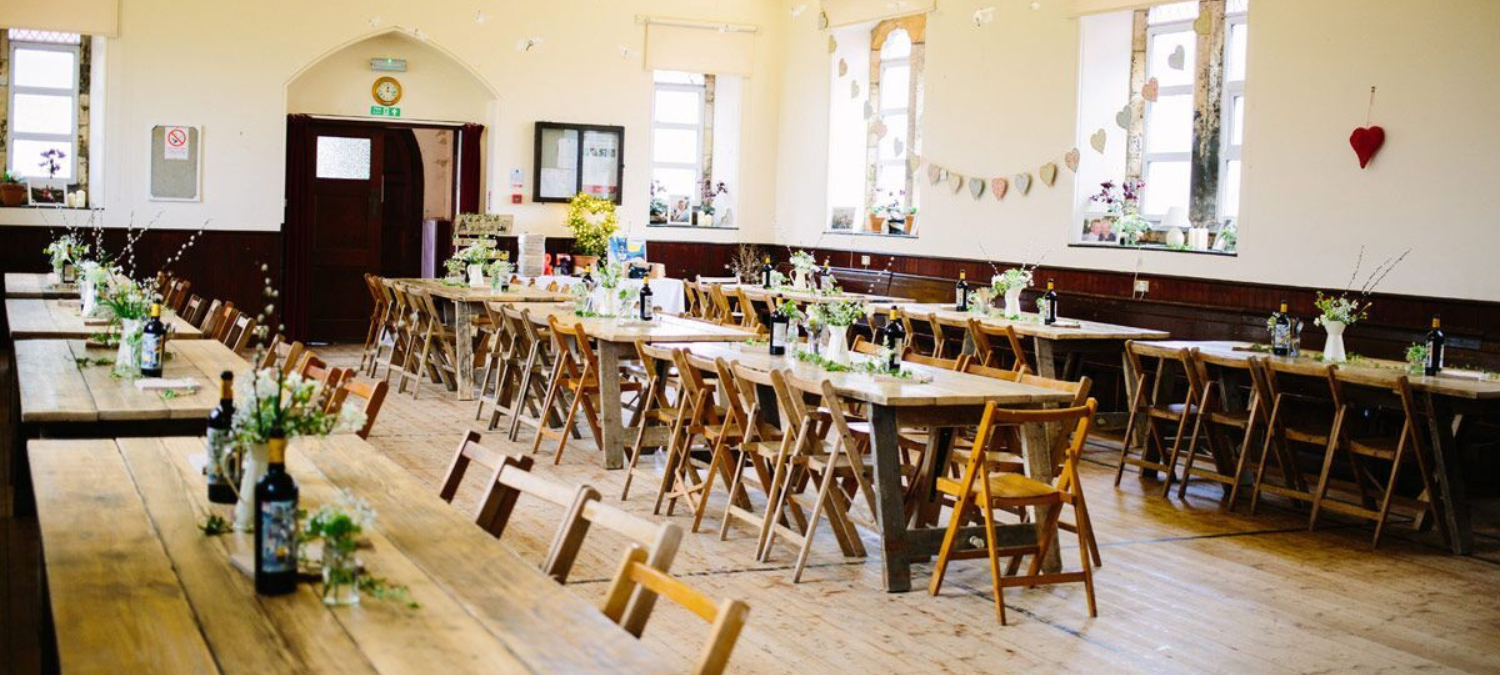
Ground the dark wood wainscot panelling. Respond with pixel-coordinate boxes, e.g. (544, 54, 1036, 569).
(0, 224, 283, 329)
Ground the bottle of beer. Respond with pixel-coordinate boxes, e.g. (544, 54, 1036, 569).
(1425, 315, 1445, 376)
(206, 371, 237, 504)
(955, 271, 970, 312)
(254, 429, 299, 596)
(1042, 280, 1059, 325)
(769, 296, 789, 356)
(1271, 301, 1292, 357)
(884, 307, 906, 371)
(140, 303, 168, 377)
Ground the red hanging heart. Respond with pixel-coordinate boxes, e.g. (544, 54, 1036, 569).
(1349, 126, 1385, 169)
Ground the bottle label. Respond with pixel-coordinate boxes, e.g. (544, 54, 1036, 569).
(1273, 324, 1290, 351)
(956, 289, 966, 307)
(772, 322, 787, 348)
(1426, 340, 1442, 369)
(259, 500, 298, 573)
(141, 333, 165, 370)
(206, 428, 232, 486)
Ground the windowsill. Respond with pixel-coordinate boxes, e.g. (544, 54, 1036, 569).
(646, 223, 738, 231)
(0, 204, 91, 211)
(1069, 241, 1238, 257)
(824, 230, 918, 239)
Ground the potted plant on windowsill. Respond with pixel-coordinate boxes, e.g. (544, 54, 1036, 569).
(0, 172, 25, 207)
(696, 179, 728, 227)
(649, 180, 669, 224)
(564, 192, 618, 271)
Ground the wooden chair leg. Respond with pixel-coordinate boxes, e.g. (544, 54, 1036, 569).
(1307, 410, 1347, 531)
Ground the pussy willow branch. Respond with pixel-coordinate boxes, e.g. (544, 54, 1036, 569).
(1358, 248, 1409, 297)
(1343, 246, 1366, 292)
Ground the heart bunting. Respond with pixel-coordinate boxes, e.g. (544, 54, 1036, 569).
(927, 164, 943, 185)
(1014, 172, 1033, 196)
(1064, 148, 1080, 172)
(1142, 77, 1159, 102)
(1090, 129, 1107, 154)
(1039, 162, 1058, 187)
(1115, 102, 1134, 130)
(1193, 8, 1213, 35)
(947, 173, 964, 193)
(1168, 45, 1185, 70)
(968, 177, 986, 200)
(990, 177, 1008, 200)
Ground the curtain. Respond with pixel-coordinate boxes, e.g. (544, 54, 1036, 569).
(282, 114, 312, 341)
(457, 123, 484, 215)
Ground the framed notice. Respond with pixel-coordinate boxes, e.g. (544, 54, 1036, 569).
(532, 121, 623, 204)
(148, 124, 202, 202)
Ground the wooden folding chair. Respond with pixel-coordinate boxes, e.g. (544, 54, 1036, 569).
(181, 295, 207, 327)
(716, 362, 795, 551)
(732, 287, 766, 333)
(221, 312, 257, 352)
(1313, 371, 1448, 549)
(506, 307, 573, 442)
(165, 278, 191, 313)
(902, 311, 947, 358)
(687, 356, 781, 534)
(930, 400, 1099, 626)
(653, 349, 727, 517)
(326, 375, 389, 439)
(397, 289, 458, 399)
(379, 281, 417, 381)
(968, 319, 1030, 372)
(359, 274, 391, 374)
(757, 372, 868, 571)
(533, 317, 643, 464)
(602, 544, 750, 675)
(1249, 359, 1339, 515)
(622, 342, 683, 501)
(1167, 351, 1272, 502)
(785, 379, 881, 582)
(300, 360, 348, 412)
(1115, 342, 1203, 489)
(257, 334, 305, 375)
(475, 302, 519, 425)
(199, 299, 229, 337)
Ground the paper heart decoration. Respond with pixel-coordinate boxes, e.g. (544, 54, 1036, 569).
(968, 177, 986, 200)
(1064, 148, 1080, 172)
(838, 58, 848, 77)
(1349, 126, 1385, 169)
(1090, 129, 1107, 154)
(851, 80, 861, 99)
(1142, 77, 1159, 102)
(1193, 8, 1212, 35)
(871, 119, 888, 140)
(1168, 45, 1185, 70)
(1039, 162, 1059, 187)
(863, 101, 874, 120)
(948, 173, 964, 193)
(893, 137, 904, 156)
(818, 11, 829, 29)
(1014, 172, 1033, 195)
(1115, 102, 1134, 130)
(828, 35, 837, 53)
(927, 164, 943, 185)
(908, 155, 922, 175)
(990, 177, 1008, 200)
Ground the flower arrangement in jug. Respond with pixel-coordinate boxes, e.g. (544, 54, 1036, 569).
(789, 250, 818, 289)
(1311, 247, 1408, 363)
(810, 299, 865, 329)
(992, 265, 1036, 318)
(449, 238, 495, 286)
(232, 368, 366, 446)
(43, 234, 89, 274)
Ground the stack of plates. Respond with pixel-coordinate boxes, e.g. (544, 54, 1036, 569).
(518, 233, 548, 277)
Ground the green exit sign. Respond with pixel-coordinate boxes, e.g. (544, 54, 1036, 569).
(369, 105, 402, 117)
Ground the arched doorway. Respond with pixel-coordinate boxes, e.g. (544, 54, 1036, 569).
(281, 29, 496, 342)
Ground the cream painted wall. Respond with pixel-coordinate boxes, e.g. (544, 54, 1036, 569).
(772, 0, 1500, 302)
(286, 33, 491, 124)
(0, 0, 785, 249)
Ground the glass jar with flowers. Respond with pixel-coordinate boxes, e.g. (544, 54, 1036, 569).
(229, 368, 366, 531)
(303, 490, 375, 606)
(991, 267, 1034, 318)
(594, 259, 624, 316)
(486, 256, 515, 292)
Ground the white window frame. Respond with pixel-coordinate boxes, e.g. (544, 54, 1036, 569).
(7, 39, 81, 184)
(1218, 10, 1248, 219)
(876, 46, 910, 210)
(650, 76, 706, 213)
(1140, 18, 1194, 220)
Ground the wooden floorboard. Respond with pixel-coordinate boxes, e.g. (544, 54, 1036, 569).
(4, 342, 1498, 675)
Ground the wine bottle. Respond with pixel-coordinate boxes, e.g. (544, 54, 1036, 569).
(580, 265, 594, 289)
(206, 371, 237, 504)
(884, 307, 907, 371)
(639, 280, 654, 321)
(1042, 279, 1059, 325)
(1271, 301, 1292, 357)
(254, 429, 299, 596)
(761, 256, 774, 288)
(955, 271, 970, 312)
(140, 302, 168, 378)
(61, 259, 76, 284)
(1425, 315, 1445, 376)
(769, 296, 789, 356)
(821, 261, 834, 292)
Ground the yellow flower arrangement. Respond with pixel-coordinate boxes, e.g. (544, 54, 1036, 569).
(564, 193, 618, 257)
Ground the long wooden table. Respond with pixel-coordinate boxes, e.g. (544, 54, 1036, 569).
(1138, 339, 1500, 556)
(15, 339, 244, 432)
(517, 304, 758, 469)
(6, 298, 202, 340)
(726, 283, 913, 305)
(30, 435, 669, 675)
(669, 341, 1079, 592)
(4, 272, 79, 299)
(391, 278, 571, 401)
(897, 302, 1170, 379)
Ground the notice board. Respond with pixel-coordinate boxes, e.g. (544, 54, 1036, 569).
(149, 124, 202, 201)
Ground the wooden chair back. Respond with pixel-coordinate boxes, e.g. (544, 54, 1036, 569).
(257, 334, 305, 374)
(968, 319, 1029, 372)
(199, 299, 225, 333)
(222, 312, 257, 351)
(165, 279, 191, 313)
(326, 375, 389, 439)
(182, 295, 207, 327)
(902, 349, 965, 371)
(602, 544, 750, 675)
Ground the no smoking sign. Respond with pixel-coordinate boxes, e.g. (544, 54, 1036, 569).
(164, 126, 190, 160)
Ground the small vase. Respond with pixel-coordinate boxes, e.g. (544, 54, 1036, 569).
(80, 279, 97, 316)
(595, 288, 617, 317)
(793, 269, 809, 290)
(322, 544, 361, 606)
(826, 325, 850, 365)
(701, 212, 714, 227)
(234, 442, 269, 532)
(1003, 287, 1024, 318)
(467, 264, 486, 288)
(113, 319, 143, 377)
(1166, 226, 1187, 248)
(1322, 320, 1347, 363)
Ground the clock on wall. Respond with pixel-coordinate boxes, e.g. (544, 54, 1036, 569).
(371, 76, 403, 106)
